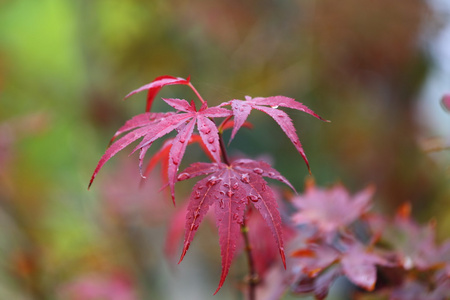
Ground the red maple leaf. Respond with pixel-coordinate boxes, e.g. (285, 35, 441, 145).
(140, 120, 253, 186)
(89, 100, 231, 203)
(176, 158, 294, 294)
(221, 96, 328, 172)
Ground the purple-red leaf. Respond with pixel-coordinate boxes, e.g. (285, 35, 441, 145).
(109, 112, 173, 144)
(177, 159, 291, 293)
(90, 98, 231, 202)
(89, 126, 154, 189)
(167, 119, 196, 204)
(124, 75, 190, 112)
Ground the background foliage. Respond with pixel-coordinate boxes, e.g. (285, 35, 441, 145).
(0, 0, 449, 299)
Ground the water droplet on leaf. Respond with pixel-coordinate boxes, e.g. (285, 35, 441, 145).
(200, 126, 211, 134)
(207, 137, 214, 144)
(207, 176, 219, 186)
(247, 194, 259, 202)
(253, 168, 263, 175)
(177, 172, 190, 181)
(240, 173, 250, 183)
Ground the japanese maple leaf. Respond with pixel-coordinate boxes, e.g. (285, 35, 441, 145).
(140, 120, 253, 185)
(89, 100, 231, 203)
(176, 158, 295, 294)
(221, 96, 328, 172)
(291, 183, 374, 234)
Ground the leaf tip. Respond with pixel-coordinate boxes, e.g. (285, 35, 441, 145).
(213, 279, 225, 295)
(178, 243, 189, 264)
(88, 176, 95, 190)
(280, 247, 287, 269)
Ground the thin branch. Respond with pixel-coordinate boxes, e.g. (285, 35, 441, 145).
(188, 82, 206, 104)
(241, 217, 259, 300)
(218, 131, 231, 165)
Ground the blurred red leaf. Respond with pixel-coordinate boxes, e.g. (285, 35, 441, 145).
(441, 94, 450, 113)
(292, 183, 374, 234)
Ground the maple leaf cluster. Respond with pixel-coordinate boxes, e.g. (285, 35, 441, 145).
(287, 182, 450, 300)
(88, 75, 450, 299)
(89, 75, 326, 294)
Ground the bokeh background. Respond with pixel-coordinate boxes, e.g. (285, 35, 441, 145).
(1, 0, 449, 299)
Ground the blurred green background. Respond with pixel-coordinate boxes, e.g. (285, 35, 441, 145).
(0, 0, 449, 299)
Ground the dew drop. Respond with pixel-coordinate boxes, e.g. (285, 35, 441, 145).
(253, 168, 264, 175)
(207, 176, 219, 187)
(232, 183, 239, 190)
(272, 105, 279, 109)
(275, 176, 283, 181)
(177, 172, 190, 181)
(232, 213, 239, 221)
(247, 194, 259, 202)
(200, 127, 211, 134)
(172, 157, 179, 165)
(207, 137, 214, 144)
(223, 183, 230, 188)
(219, 199, 225, 209)
(278, 114, 284, 118)
(240, 173, 250, 183)
(211, 147, 217, 152)
(194, 191, 201, 199)
(227, 190, 234, 198)
(179, 137, 186, 143)
(268, 172, 275, 177)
